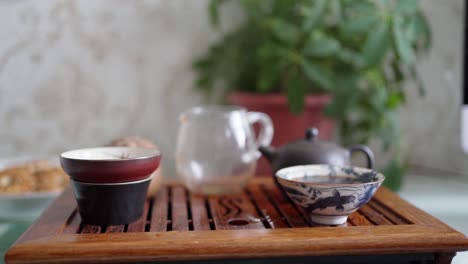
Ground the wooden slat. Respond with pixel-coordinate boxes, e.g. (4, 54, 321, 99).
(105, 225, 125, 233)
(81, 225, 101, 233)
(209, 192, 265, 230)
(127, 201, 150, 232)
(15, 188, 76, 243)
(367, 200, 408, 225)
(246, 185, 289, 229)
(61, 209, 82, 234)
(262, 185, 309, 228)
(171, 186, 189, 231)
(373, 187, 455, 230)
(359, 204, 393, 225)
(348, 211, 373, 226)
(189, 194, 211, 231)
(149, 187, 168, 232)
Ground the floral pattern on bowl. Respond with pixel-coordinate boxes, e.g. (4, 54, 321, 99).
(276, 164, 385, 225)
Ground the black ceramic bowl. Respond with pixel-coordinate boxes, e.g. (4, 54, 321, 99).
(71, 176, 152, 225)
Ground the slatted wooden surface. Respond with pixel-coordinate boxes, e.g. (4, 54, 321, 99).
(5, 178, 468, 264)
(54, 182, 413, 234)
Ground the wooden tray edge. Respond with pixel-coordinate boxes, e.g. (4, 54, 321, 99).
(6, 225, 468, 264)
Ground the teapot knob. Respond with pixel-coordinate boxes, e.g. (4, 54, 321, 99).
(305, 127, 319, 141)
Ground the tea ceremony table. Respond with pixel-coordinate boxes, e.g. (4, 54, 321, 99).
(4, 177, 468, 264)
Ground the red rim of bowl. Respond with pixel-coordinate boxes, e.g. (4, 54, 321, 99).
(60, 147, 161, 183)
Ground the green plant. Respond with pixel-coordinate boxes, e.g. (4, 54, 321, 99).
(194, 0, 431, 189)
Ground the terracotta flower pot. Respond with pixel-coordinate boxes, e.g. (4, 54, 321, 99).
(227, 92, 335, 176)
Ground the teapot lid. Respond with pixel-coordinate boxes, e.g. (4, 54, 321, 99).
(287, 127, 348, 159)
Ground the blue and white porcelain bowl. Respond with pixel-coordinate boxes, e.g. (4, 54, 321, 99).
(276, 164, 385, 225)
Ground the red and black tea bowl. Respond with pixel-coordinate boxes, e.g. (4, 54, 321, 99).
(60, 147, 161, 225)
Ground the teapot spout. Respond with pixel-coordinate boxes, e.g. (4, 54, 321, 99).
(258, 146, 277, 162)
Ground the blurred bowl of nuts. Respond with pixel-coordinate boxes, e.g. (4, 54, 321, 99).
(0, 156, 69, 221)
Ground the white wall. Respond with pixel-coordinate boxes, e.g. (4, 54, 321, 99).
(400, 0, 466, 173)
(0, 0, 466, 177)
(0, 0, 214, 177)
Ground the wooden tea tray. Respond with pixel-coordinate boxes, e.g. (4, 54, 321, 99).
(5, 178, 468, 264)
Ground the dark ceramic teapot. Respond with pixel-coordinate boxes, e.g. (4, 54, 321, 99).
(259, 128, 375, 174)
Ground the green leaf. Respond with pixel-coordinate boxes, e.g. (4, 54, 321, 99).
(301, 0, 327, 32)
(303, 32, 341, 57)
(257, 61, 280, 92)
(239, 0, 263, 19)
(382, 159, 405, 191)
(285, 68, 307, 114)
(196, 75, 213, 90)
(209, 0, 226, 26)
(193, 58, 211, 70)
(258, 73, 277, 92)
(209, 1, 218, 26)
(341, 13, 379, 38)
(376, 0, 389, 7)
(393, 18, 415, 65)
(344, 0, 375, 10)
(257, 43, 285, 92)
(333, 70, 359, 91)
(413, 12, 432, 50)
(324, 99, 345, 117)
(336, 48, 364, 68)
(270, 18, 300, 45)
(285, 50, 305, 65)
(369, 85, 388, 114)
(386, 91, 403, 109)
(395, 0, 418, 15)
(258, 42, 277, 60)
(391, 59, 404, 83)
(365, 68, 386, 87)
(404, 15, 418, 43)
(272, 1, 294, 14)
(302, 61, 334, 91)
(376, 109, 400, 151)
(329, 0, 343, 24)
(325, 88, 359, 117)
(362, 21, 390, 67)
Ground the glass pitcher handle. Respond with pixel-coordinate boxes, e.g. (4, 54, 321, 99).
(246, 112, 274, 148)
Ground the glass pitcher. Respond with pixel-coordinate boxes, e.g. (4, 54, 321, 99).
(175, 106, 273, 195)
